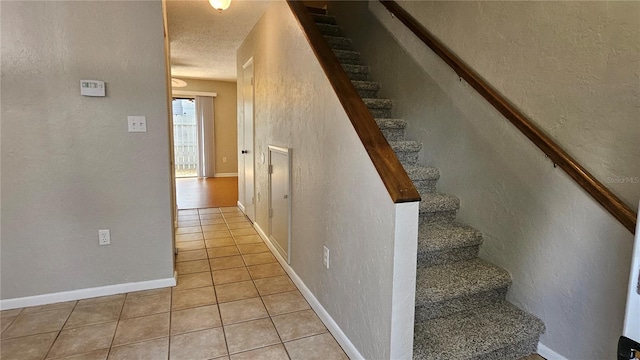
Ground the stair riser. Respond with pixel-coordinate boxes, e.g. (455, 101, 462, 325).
(415, 288, 507, 322)
(357, 89, 379, 98)
(419, 211, 458, 224)
(417, 245, 480, 267)
(369, 108, 391, 118)
(346, 72, 369, 81)
(414, 180, 437, 194)
(474, 336, 540, 360)
(326, 39, 353, 51)
(311, 14, 336, 25)
(381, 128, 404, 142)
(396, 151, 419, 166)
(338, 57, 362, 65)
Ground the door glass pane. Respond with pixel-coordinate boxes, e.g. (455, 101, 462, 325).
(172, 98, 198, 177)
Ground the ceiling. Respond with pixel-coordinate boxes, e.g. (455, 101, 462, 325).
(166, 0, 269, 81)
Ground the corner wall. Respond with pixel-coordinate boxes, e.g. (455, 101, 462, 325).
(1, 1, 174, 300)
(328, 1, 638, 358)
(172, 78, 238, 175)
(237, 2, 408, 358)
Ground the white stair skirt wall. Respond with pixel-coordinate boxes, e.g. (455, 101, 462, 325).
(0, 273, 177, 311)
(196, 96, 215, 178)
(623, 201, 640, 343)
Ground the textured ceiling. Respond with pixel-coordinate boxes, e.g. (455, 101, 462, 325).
(167, 0, 269, 81)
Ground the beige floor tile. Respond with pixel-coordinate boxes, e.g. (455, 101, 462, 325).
(1, 309, 23, 318)
(1, 316, 16, 333)
(220, 207, 241, 212)
(126, 287, 171, 299)
(229, 344, 289, 360)
(169, 327, 228, 360)
(170, 305, 221, 335)
(233, 235, 263, 245)
(64, 301, 122, 329)
(2, 308, 72, 339)
(230, 228, 258, 237)
(176, 240, 205, 251)
(225, 218, 250, 224)
(237, 243, 269, 255)
(176, 259, 210, 275)
(175, 226, 202, 235)
(177, 220, 201, 228)
(261, 291, 310, 316)
(199, 212, 224, 219)
(199, 218, 226, 225)
(272, 309, 327, 341)
(112, 312, 169, 346)
(247, 263, 286, 280)
(202, 223, 229, 231)
(172, 287, 217, 310)
(198, 208, 221, 215)
(48, 348, 109, 360)
(176, 249, 208, 263)
(176, 233, 204, 242)
(253, 276, 296, 296)
(224, 318, 280, 354)
(120, 292, 171, 319)
(178, 209, 198, 216)
(47, 322, 116, 358)
(284, 333, 347, 360)
(177, 214, 199, 221)
(212, 268, 252, 285)
(174, 272, 214, 291)
(0, 331, 57, 360)
(215, 281, 259, 303)
(77, 294, 125, 307)
(242, 252, 277, 266)
(207, 246, 240, 259)
(206, 238, 236, 248)
(108, 337, 168, 360)
(219, 298, 268, 325)
(203, 230, 233, 239)
(22, 301, 77, 314)
(209, 256, 245, 271)
(222, 211, 246, 218)
(227, 222, 254, 230)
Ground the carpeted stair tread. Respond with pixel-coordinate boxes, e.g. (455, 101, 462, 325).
(413, 301, 545, 360)
(405, 166, 440, 182)
(415, 258, 511, 304)
(363, 98, 392, 109)
(324, 35, 353, 50)
(419, 193, 459, 214)
(342, 64, 369, 75)
(418, 221, 482, 253)
(316, 23, 343, 36)
(311, 13, 336, 25)
(351, 80, 380, 91)
(375, 118, 406, 130)
(333, 49, 361, 65)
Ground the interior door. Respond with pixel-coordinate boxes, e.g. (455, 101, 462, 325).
(241, 58, 255, 222)
(268, 146, 291, 263)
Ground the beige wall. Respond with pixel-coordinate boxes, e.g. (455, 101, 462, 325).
(1, 1, 174, 299)
(172, 79, 238, 175)
(329, 1, 638, 358)
(237, 2, 409, 357)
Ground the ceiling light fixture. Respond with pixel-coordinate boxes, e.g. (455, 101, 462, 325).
(209, 0, 231, 12)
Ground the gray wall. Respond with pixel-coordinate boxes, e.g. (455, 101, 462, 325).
(329, 1, 637, 358)
(1, 1, 175, 299)
(237, 2, 403, 357)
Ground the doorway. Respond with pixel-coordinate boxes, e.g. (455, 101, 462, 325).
(238, 58, 255, 222)
(172, 98, 198, 178)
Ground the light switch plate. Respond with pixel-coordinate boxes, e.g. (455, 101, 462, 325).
(127, 116, 147, 133)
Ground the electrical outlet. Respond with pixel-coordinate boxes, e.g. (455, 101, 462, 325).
(323, 246, 330, 269)
(98, 229, 110, 245)
(127, 116, 147, 133)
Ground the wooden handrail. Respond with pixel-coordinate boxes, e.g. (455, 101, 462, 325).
(287, 1, 420, 204)
(380, 0, 637, 233)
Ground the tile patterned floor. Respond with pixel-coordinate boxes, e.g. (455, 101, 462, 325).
(0, 207, 348, 360)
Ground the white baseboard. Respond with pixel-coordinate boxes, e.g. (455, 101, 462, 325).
(538, 342, 568, 360)
(237, 201, 245, 213)
(0, 273, 177, 311)
(253, 223, 364, 360)
(214, 173, 238, 177)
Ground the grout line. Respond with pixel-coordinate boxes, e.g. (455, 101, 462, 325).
(41, 300, 79, 359)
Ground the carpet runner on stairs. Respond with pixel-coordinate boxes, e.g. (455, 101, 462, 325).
(309, 9, 545, 360)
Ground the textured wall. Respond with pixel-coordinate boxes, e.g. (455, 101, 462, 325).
(1, 1, 174, 299)
(329, 1, 637, 358)
(172, 79, 238, 175)
(237, 2, 401, 358)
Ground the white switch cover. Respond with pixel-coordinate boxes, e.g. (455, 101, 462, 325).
(128, 116, 147, 133)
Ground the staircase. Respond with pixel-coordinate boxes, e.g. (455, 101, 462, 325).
(309, 9, 545, 360)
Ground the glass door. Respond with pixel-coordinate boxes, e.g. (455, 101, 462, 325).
(172, 98, 198, 177)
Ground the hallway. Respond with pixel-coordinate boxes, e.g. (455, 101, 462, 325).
(0, 207, 348, 360)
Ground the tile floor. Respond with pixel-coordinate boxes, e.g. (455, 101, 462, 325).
(0, 207, 348, 360)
